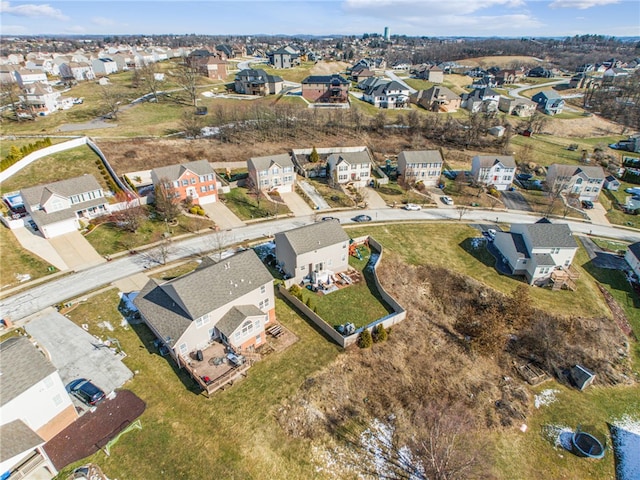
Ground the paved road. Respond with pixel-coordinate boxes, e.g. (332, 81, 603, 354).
(508, 79, 567, 99)
(2, 207, 639, 323)
(384, 70, 417, 94)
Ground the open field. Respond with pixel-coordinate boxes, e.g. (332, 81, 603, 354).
(459, 56, 544, 68)
(0, 225, 57, 290)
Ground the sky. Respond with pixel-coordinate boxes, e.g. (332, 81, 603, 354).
(1, 0, 639, 38)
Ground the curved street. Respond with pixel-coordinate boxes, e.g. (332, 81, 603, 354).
(1, 206, 638, 323)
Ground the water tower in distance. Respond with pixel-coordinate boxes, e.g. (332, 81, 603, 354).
(383, 26, 390, 41)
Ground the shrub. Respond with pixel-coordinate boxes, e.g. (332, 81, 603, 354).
(372, 323, 388, 343)
(305, 297, 313, 309)
(289, 284, 304, 300)
(358, 329, 373, 348)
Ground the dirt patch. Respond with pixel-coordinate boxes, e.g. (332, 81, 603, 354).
(309, 61, 350, 76)
(460, 56, 544, 68)
(45, 390, 145, 470)
(542, 114, 623, 138)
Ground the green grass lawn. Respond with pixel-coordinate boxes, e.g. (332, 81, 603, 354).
(222, 187, 291, 220)
(249, 61, 317, 83)
(0, 225, 57, 290)
(293, 246, 394, 328)
(0, 144, 109, 195)
(373, 182, 432, 206)
(306, 178, 354, 208)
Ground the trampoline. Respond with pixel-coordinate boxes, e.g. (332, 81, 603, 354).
(572, 430, 605, 459)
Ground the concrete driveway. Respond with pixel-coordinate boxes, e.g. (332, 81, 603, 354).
(298, 180, 330, 210)
(25, 309, 133, 398)
(280, 191, 314, 216)
(501, 190, 533, 212)
(12, 227, 68, 271)
(578, 235, 629, 270)
(49, 231, 105, 271)
(586, 203, 611, 226)
(202, 201, 246, 230)
(364, 187, 388, 208)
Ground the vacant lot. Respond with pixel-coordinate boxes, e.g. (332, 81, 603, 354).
(460, 56, 544, 69)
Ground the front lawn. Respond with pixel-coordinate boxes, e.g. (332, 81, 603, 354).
(373, 182, 433, 206)
(222, 187, 291, 220)
(306, 178, 354, 208)
(0, 225, 57, 291)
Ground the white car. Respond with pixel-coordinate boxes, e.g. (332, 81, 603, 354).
(404, 203, 421, 211)
(440, 196, 454, 206)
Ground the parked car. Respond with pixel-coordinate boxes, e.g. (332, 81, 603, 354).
(353, 214, 372, 222)
(404, 203, 421, 211)
(321, 216, 339, 222)
(486, 228, 497, 241)
(440, 196, 454, 206)
(581, 200, 594, 209)
(68, 379, 105, 406)
(27, 219, 39, 231)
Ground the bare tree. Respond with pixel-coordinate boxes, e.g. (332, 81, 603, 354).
(245, 175, 262, 208)
(180, 111, 203, 138)
(0, 81, 24, 122)
(112, 194, 146, 233)
(456, 205, 469, 221)
(139, 62, 163, 103)
(99, 85, 124, 120)
(173, 61, 199, 106)
(154, 177, 181, 221)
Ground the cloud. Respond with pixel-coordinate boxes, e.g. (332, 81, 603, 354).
(549, 0, 620, 9)
(343, 0, 525, 15)
(0, 1, 69, 20)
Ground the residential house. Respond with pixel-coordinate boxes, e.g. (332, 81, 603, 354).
(0, 336, 78, 441)
(0, 420, 58, 480)
(411, 86, 461, 112)
(21, 175, 109, 238)
(461, 87, 500, 113)
(546, 164, 605, 202)
(0, 66, 15, 83)
(91, 58, 118, 76)
(495, 68, 526, 85)
(397, 150, 444, 187)
(326, 150, 372, 188)
(416, 65, 444, 83)
(25, 58, 58, 76)
(498, 96, 537, 117)
(527, 66, 552, 78)
(268, 46, 301, 69)
(234, 69, 283, 96)
(150, 160, 219, 205)
(349, 65, 375, 83)
(15, 68, 47, 87)
(493, 218, 579, 285)
(362, 80, 410, 109)
(357, 75, 388, 92)
(470, 75, 497, 89)
(603, 67, 630, 84)
(58, 61, 95, 82)
(301, 74, 350, 103)
(19, 82, 61, 116)
(471, 155, 516, 191)
(532, 90, 565, 115)
(215, 44, 233, 59)
(203, 57, 227, 80)
(625, 242, 640, 279)
(247, 154, 296, 193)
(134, 249, 275, 359)
(604, 175, 621, 191)
(275, 220, 350, 284)
(111, 53, 133, 71)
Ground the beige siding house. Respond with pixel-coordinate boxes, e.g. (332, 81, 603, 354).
(275, 221, 350, 284)
(397, 150, 443, 187)
(327, 150, 372, 188)
(546, 164, 605, 202)
(247, 154, 296, 193)
(134, 250, 275, 360)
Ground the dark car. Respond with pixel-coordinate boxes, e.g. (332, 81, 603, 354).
(353, 214, 372, 222)
(581, 200, 594, 209)
(321, 216, 339, 223)
(68, 379, 105, 406)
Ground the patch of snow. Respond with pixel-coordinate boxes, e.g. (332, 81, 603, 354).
(542, 424, 573, 451)
(611, 414, 640, 480)
(534, 389, 560, 409)
(97, 321, 114, 332)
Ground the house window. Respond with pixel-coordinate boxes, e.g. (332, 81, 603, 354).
(208, 327, 215, 338)
(260, 285, 266, 294)
(44, 376, 54, 389)
(341, 254, 346, 262)
(208, 174, 214, 181)
(179, 343, 188, 355)
(254, 319, 261, 329)
(52, 393, 63, 407)
(272, 167, 279, 174)
(208, 184, 216, 191)
(191, 178, 197, 184)
(200, 186, 207, 193)
(255, 334, 262, 345)
(264, 298, 269, 307)
(182, 179, 189, 186)
(241, 320, 253, 336)
(195, 313, 210, 328)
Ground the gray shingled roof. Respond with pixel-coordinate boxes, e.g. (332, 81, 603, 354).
(0, 420, 44, 462)
(302, 74, 349, 85)
(628, 241, 640, 260)
(151, 160, 214, 182)
(217, 305, 264, 338)
(275, 220, 349, 256)
(0, 336, 57, 407)
(474, 155, 516, 168)
(235, 69, 283, 83)
(134, 250, 273, 346)
(399, 150, 443, 165)
(20, 174, 102, 208)
(248, 154, 293, 171)
(533, 252, 556, 266)
(525, 222, 577, 249)
(327, 150, 371, 167)
(550, 164, 606, 180)
(418, 85, 459, 102)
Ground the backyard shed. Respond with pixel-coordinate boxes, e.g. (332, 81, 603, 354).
(570, 365, 596, 391)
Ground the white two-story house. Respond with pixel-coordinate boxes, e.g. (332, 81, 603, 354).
(21, 175, 109, 238)
(91, 58, 118, 76)
(471, 155, 516, 191)
(363, 80, 410, 109)
(546, 164, 605, 202)
(247, 154, 296, 193)
(397, 150, 444, 187)
(275, 220, 351, 285)
(493, 218, 579, 285)
(19, 82, 61, 116)
(134, 249, 275, 360)
(327, 150, 372, 188)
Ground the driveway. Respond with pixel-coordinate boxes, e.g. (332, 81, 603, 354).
(25, 309, 133, 398)
(384, 70, 417, 94)
(280, 191, 314, 216)
(364, 187, 388, 208)
(202, 201, 246, 230)
(298, 180, 330, 210)
(501, 190, 533, 212)
(586, 203, 610, 226)
(12, 227, 68, 271)
(578, 235, 629, 270)
(49, 231, 105, 271)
